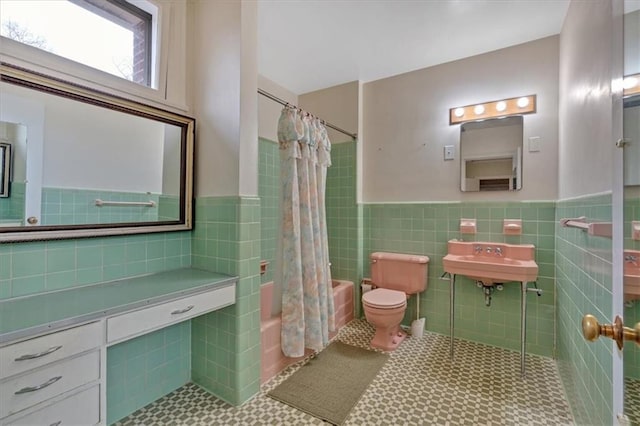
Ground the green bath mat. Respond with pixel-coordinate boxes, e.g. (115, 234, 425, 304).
(267, 341, 389, 425)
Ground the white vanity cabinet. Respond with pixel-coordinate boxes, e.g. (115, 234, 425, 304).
(0, 322, 103, 425)
(0, 268, 238, 426)
(106, 285, 235, 345)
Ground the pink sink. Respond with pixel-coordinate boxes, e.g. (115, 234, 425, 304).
(443, 240, 538, 284)
(624, 250, 640, 301)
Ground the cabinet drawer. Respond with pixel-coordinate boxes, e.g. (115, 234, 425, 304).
(107, 285, 235, 344)
(0, 350, 100, 419)
(0, 322, 102, 380)
(5, 385, 100, 426)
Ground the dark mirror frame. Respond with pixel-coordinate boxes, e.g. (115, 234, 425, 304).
(0, 63, 194, 242)
(0, 142, 10, 198)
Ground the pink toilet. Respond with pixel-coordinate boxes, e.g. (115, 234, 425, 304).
(362, 252, 429, 351)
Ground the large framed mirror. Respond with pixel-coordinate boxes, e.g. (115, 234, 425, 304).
(0, 141, 10, 198)
(459, 115, 523, 192)
(0, 64, 194, 242)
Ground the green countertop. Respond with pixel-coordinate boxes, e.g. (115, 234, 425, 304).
(0, 268, 237, 345)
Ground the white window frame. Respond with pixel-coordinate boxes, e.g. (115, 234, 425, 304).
(0, 0, 186, 111)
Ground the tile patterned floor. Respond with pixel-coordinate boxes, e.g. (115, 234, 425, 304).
(625, 378, 640, 426)
(117, 319, 574, 425)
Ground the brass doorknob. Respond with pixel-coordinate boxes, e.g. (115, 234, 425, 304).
(582, 314, 640, 350)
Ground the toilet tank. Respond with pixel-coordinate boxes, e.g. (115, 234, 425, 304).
(370, 252, 429, 294)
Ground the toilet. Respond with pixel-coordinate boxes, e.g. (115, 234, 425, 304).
(362, 252, 429, 351)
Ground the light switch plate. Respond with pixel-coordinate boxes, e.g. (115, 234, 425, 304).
(528, 136, 541, 152)
(444, 145, 455, 160)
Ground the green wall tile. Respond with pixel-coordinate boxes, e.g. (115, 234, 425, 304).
(363, 201, 556, 358)
(191, 196, 260, 405)
(106, 321, 191, 424)
(556, 194, 613, 426)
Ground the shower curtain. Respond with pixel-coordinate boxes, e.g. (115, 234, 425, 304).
(276, 106, 335, 358)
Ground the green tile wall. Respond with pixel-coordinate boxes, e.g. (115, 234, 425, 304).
(191, 196, 261, 405)
(363, 201, 557, 357)
(624, 302, 640, 380)
(0, 181, 25, 223)
(0, 232, 191, 299)
(326, 141, 359, 287)
(556, 194, 612, 426)
(2, 226, 192, 424)
(106, 321, 191, 424)
(40, 187, 160, 225)
(158, 195, 181, 221)
(625, 194, 640, 251)
(624, 193, 640, 380)
(258, 138, 279, 284)
(259, 138, 359, 284)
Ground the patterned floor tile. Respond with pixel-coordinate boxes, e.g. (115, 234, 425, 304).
(117, 319, 574, 425)
(625, 377, 640, 425)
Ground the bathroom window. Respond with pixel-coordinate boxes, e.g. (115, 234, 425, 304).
(0, 0, 155, 87)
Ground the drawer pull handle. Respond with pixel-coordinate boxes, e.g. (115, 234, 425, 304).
(50, 421, 62, 426)
(171, 305, 195, 315)
(15, 376, 62, 394)
(15, 345, 63, 361)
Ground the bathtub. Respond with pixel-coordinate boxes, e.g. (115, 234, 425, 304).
(260, 279, 354, 383)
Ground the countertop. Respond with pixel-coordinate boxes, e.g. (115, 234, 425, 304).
(0, 268, 238, 345)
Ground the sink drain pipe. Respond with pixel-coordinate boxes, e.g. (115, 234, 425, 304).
(521, 281, 543, 377)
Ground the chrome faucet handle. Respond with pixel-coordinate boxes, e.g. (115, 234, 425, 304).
(495, 247, 503, 256)
(625, 255, 638, 265)
(474, 245, 482, 254)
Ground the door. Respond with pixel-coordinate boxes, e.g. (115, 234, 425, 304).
(622, 2, 640, 417)
(582, 3, 640, 424)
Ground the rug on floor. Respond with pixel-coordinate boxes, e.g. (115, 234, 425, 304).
(267, 340, 388, 425)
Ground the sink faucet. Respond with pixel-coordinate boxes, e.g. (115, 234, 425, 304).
(474, 245, 482, 254)
(495, 247, 503, 256)
(625, 254, 638, 265)
(485, 247, 493, 254)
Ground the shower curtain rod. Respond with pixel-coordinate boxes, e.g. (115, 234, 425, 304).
(258, 88, 358, 140)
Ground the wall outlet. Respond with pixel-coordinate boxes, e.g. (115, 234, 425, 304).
(444, 145, 455, 160)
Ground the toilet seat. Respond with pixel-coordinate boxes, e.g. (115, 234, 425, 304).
(362, 288, 406, 309)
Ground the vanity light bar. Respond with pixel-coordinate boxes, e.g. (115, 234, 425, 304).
(449, 95, 536, 125)
(624, 73, 640, 97)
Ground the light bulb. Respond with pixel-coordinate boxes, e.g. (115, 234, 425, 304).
(623, 77, 638, 90)
(454, 107, 465, 117)
(474, 105, 485, 115)
(495, 101, 507, 112)
(517, 97, 529, 108)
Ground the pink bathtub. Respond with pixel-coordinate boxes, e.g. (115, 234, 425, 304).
(260, 279, 354, 383)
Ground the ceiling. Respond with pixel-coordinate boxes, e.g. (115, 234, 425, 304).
(257, 0, 571, 95)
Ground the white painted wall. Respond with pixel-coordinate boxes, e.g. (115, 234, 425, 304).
(625, 105, 640, 185)
(460, 119, 522, 159)
(558, 3, 614, 199)
(625, 10, 640, 75)
(43, 93, 165, 192)
(188, 0, 258, 197)
(362, 36, 559, 202)
(162, 124, 182, 195)
(0, 122, 26, 182)
(0, 85, 44, 224)
(258, 75, 297, 142)
(239, 0, 258, 197)
(299, 81, 359, 144)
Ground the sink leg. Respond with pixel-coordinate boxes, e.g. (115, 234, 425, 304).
(521, 281, 527, 378)
(450, 274, 456, 360)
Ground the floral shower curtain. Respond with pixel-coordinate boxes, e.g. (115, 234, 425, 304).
(276, 106, 335, 358)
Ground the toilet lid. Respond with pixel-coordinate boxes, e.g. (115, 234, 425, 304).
(362, 288, 406, 309)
